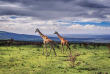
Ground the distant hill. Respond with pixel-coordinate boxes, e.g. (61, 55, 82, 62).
(0, 31, 110, 43)
(47, 34, 110, 38)
(0, 31, 42, 42)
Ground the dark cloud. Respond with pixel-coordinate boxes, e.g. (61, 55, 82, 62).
(0, 0, 110, 20)
(78, 0, 109, 8)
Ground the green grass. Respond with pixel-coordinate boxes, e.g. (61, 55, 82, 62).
(0, 45, 110, 74)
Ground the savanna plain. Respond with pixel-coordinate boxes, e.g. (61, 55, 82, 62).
(0, 44, 110, 74)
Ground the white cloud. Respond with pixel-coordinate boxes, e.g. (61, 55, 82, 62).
(0, 15, 110, 35)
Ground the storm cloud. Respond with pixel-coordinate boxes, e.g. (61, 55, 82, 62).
(0, 0, 110, 20)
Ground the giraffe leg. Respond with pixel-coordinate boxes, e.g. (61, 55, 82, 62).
(61, 44, 64, 54)
(60, 45, 62, 53)
(66, 46, 72, 56)
(45, 44, 48, 56)
(48, 47, 52, 56)
(65, 45, 69, 54)
(62, 45, 64, 54)
(53, 48, 57, 56)
(68, 46, 71, 55)
(42, 44, 46, 55)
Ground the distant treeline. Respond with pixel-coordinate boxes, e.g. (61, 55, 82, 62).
(0, 39, 110, 48)
(0, 39, 43, 46)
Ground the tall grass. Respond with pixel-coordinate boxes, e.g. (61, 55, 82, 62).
(0, 45, 110, 74)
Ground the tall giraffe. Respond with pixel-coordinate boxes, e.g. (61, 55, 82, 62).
(35, 28, 57, 56)
(54, 31, 71, 54)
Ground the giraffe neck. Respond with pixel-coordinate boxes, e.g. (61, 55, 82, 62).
(37, 30, 45, 39)
(56, 33, 63, 40)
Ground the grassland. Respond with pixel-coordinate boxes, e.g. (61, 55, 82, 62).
(0, 45, 110, 74)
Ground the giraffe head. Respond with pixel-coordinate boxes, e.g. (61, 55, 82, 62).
(35, 28, 39, 33)
(54, 31, 58, 34)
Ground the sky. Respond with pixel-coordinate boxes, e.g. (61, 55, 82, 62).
(0, 0, 110, 35)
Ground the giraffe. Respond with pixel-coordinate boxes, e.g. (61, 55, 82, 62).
(35, 28, 57, 56)
(54, 31, 71, 54)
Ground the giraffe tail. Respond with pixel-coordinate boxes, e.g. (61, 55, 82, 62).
(53, 41, 59, 48)
(56, 44, 59, 48)
(68, 42, 71, 46)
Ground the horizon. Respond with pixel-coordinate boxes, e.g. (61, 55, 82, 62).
(0, 0, 110, 35)
(1, 30, 110, 36)
(1, 30, 110, 43)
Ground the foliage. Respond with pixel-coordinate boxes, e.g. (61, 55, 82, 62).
(0, 45, 110, 74)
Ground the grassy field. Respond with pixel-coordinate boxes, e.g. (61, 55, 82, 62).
(0, 45, 110, 74)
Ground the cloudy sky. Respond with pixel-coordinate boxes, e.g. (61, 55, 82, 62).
(0, 0, 110, 35)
